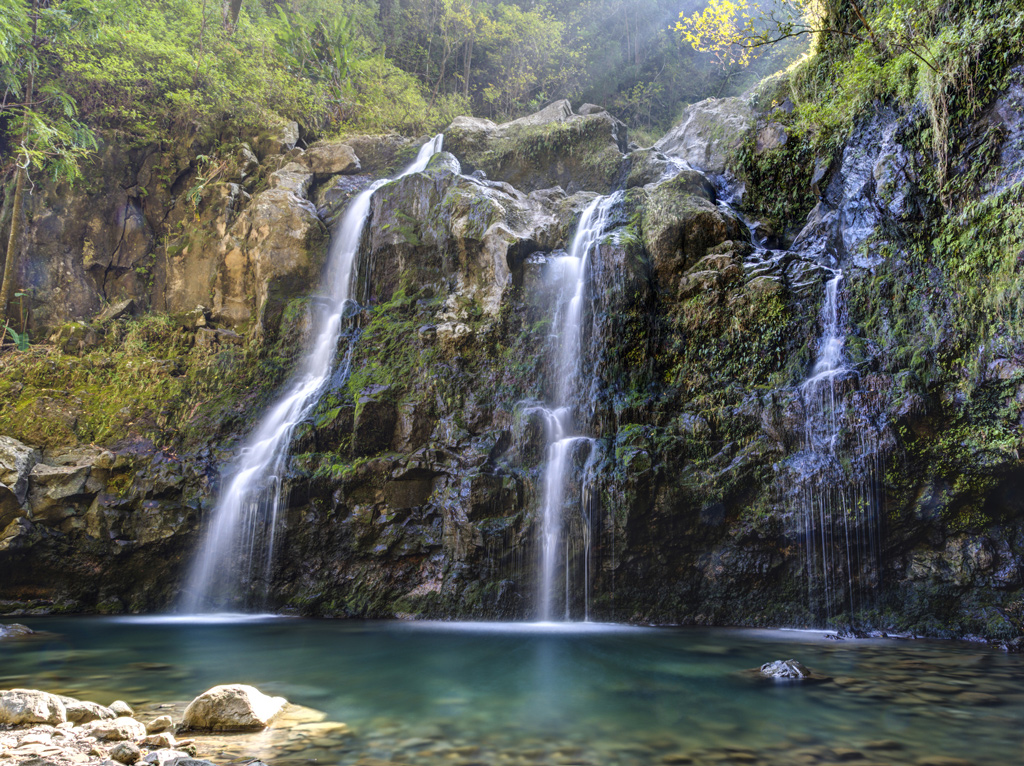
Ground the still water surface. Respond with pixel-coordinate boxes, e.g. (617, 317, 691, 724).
(1, 618, 1022, 765)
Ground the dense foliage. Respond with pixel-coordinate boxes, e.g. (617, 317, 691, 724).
(0, 0, 804, 173)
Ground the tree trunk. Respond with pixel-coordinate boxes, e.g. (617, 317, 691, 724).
(0, 158, 27, 329)
(222, 0, 243, 30)
(0, 0, 36, 329)
(462, 38, 473, 99)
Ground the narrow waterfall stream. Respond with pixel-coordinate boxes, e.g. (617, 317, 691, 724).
(794, 269, 884, 624)
(536, 192, 622, 621)
(181, 136, 444, 613)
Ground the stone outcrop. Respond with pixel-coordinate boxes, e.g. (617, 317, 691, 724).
(653, 97, 754, 177)
(444, 100, 628, 193)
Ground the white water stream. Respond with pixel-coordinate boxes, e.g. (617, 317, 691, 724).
(181, 136, 444, 613)
(536, 193, 621, 621)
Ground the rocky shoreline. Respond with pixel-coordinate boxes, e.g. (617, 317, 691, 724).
(0, 684, 353, 766)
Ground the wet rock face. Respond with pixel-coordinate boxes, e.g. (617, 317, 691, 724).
(1, 97, 1023, 638)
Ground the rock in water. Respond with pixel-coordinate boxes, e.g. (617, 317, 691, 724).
(0, 623, 34, 640)
(760, 659, 812, 679)
(181, 684, 287, 732)
(0, 688, 67, 725)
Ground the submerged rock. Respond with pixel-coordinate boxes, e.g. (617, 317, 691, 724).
(181, 684, 287, 732)
(756, 659, 829, 683)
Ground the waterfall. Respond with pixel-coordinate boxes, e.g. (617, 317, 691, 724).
(793, 269, 884, 625)
(535, 193, 620, 621)
(181, 136, 444, 613)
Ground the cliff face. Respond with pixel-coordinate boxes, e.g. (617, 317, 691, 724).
(0, 71, 1022, 641)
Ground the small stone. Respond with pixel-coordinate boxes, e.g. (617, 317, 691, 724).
(109, 701, 134, 717)
(142, 749, 193, 766)
(109, 741, 141, 765)
(144, 716, 173, 734)
(141, 733, 176, 749)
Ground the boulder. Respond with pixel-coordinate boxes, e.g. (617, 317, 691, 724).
(641, 173, 746, 287)
(0, 689, 67, 725)
(181, 684, 287, 732)
(654, 97, 754, 176)
(305, 143, 361, 176)
(84, 716, 147, 741)
(58, 695, 117, 723)
(0, 436, 40, 526)
(109, 741, 141, 765)
(444, 100, 627, 193)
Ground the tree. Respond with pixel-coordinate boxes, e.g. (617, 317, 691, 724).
(1, 0, 97, 331)
(675, 0, 938, 73)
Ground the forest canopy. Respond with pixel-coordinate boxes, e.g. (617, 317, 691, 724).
(0, 0, 800, 178)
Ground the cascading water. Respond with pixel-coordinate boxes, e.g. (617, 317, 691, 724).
(793, 269, 884, 624)
(535, 192, 621, 621)
(181, 136, 444, 613)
